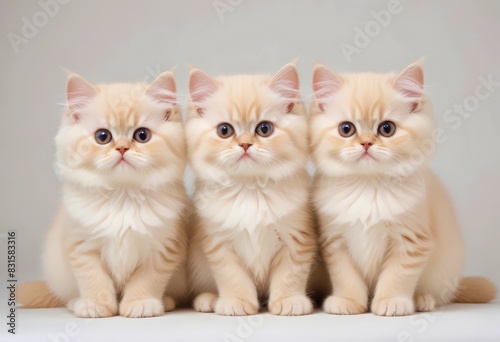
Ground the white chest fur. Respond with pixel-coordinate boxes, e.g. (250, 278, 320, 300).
(316, 174, 426, 228)
(62, 183, 184, 286)
(195, 177, 308, 234)
(62, 184, 182, 238)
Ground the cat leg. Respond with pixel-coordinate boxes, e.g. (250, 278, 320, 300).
(119, 244, 182, 318)
(188, 234, 218, 312)
(322, 241, 368, 315)
(67, 240, 118, 318)
(268, 224, 316, 316)
(371, 228, 433, 316)
(205, 241, 259, 316)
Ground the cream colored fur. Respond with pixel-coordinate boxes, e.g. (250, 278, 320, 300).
(186, 64, 317, 316)
(17, 72, 189, 318)
(310, 60, 496, 316)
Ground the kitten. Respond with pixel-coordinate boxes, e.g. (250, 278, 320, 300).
(186, 63, 317, 316)
(17, 72, 189, 318)
(310, 60, 496, 316)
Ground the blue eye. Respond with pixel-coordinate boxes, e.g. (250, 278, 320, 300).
(256, 121, 274, 137)
(338, 122, 356, 137)
(133, 127, 151, 143)
(95, 129, 112, 144)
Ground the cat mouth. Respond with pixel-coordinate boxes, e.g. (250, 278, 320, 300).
(238, 153, 254, 161)
(115, 157, 130, 166)
(359, 152, 375, 161)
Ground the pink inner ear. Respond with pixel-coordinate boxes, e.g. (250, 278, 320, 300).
(268, 64, 300, 100)
(189, 69, 217, 110)
(66, 74, 97, 122)
(394, 64, 424, 98)
(146, 72, 177, 106)
(312, 65, 343, 109)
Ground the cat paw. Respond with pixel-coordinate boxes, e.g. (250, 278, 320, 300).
(268, 295, 313, 316)
(323, 295, 367, 315)
(119, 297, 164, 318)
(193, 292, 217, 313)
(415, 293, 435, 312)
(68, 298, 117, 318)
(371, 296, 414, 316)
(162, 296, 176, 312)
(215, 297, 258, 316)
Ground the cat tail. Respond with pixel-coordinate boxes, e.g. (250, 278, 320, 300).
(17, 281, 64, 308)
(453, 276, 497, 303)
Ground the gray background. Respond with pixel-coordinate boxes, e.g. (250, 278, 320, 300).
(1, 0, 499, 290)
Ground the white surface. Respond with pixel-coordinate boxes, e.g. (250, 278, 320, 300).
(1, 304, 499, 342)
(1, 0, 499, 289)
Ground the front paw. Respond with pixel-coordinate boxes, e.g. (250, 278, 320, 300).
(371, 296, 414, 316)
(68, 298, 117, 318)
(323, 295, 367, 315)
(215, 297, 258, 316)
(268, 295, 313, 316)
(193, 292, 217, 313)
(415, 293, 435, 312)
(119, 297, 164, 318)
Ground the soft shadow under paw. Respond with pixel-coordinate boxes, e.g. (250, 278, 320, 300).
(119, 297, 164, 318)
(68, 298, 117, 318)
(215, 297, 258, 316)
(269, 295, 313, 316)
(323, 295, 367, 315)
(371, 296, 414, 316)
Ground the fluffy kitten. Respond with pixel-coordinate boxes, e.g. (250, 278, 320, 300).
(310, 60, 496, 316)
(18, 72, 189, 318)
(186, 63, 317, 316)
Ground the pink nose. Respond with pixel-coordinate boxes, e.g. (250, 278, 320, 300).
(239, 143, 252, 151)
(116, 147, 129, 155)
(361, 142, 372, 151)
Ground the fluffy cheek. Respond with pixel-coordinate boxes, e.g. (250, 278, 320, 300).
(56, 126, 112, 171)
(310, 121, 352, 176)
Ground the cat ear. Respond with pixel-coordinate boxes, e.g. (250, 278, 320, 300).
(189, 68, 218, 116)
(146, 71, 176, 120)
(312, 64, 343, 113)
(66, 73, 97, 122)
(394, 59, 424, 99)
(268, 63, 299, 113)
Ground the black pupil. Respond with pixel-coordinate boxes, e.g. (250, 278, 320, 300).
(221, 126, 229, 135)
(383, 124, 391, 133)
(98, 131, 108, 141)
(138, 130, 147, 140)
(260, 124, 269, 134)
(342, 124, 351, 134)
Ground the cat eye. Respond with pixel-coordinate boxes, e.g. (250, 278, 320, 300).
(217, 123, 234, 139)
(256, 121, 274, 137)
(378, 121, 396, 137)
(133, 127, 151, 143)
(338, 122, 356, 137)
(95, 129, 112, 144)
